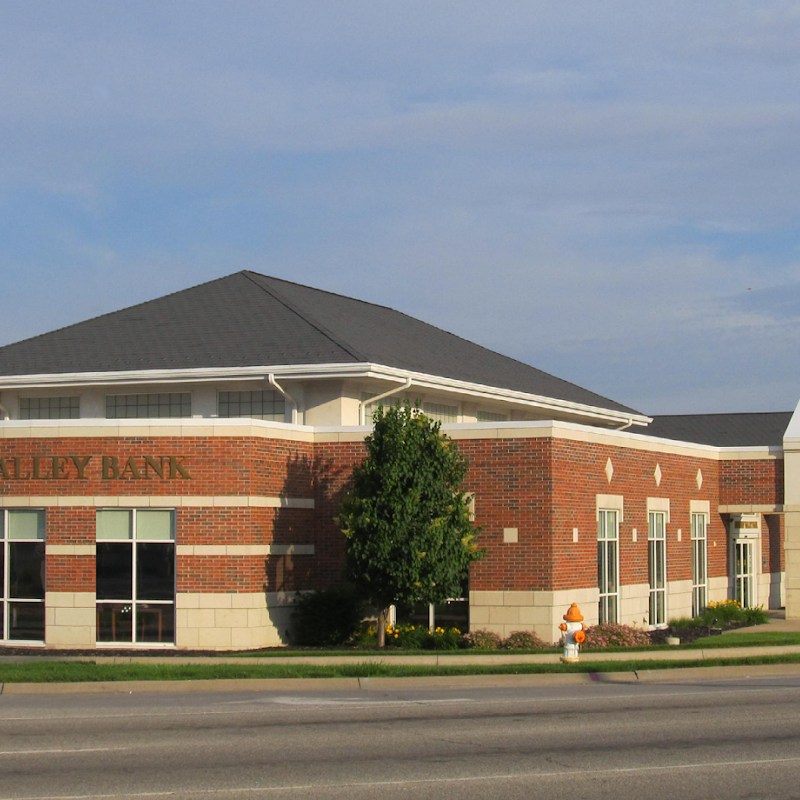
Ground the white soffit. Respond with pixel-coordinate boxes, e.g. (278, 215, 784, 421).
(0, 362, 650, 428)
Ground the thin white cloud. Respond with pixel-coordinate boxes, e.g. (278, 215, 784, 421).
(1, 1, 799, 414)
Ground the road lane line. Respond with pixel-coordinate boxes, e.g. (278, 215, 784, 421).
(3, 678, 800, 723)
(6, 755, 800, 799)
(0, 748, 126, 756)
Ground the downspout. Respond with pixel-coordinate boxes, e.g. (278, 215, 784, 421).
(616, 418, 634, 431)
(268, 374, 298, 425)
(0, 394, 8, 420)
(358, 377, 413, 425)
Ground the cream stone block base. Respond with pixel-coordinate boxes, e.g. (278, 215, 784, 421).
(45, 592, 96, 647)
(708, 575, 731, 604)
(619, 583, 650, 628)
(471, 580, 702, 643)
(756, 570, 785, 610)
(470, 587, 599, 644)
(176, 592, 299, 650)
(666, 580, 693, 622)
(783, 506, 800, 620)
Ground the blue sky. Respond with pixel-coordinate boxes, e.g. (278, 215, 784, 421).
(2, 2, 799, 415)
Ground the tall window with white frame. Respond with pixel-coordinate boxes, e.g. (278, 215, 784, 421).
(96, 510, 175, 645)
(0, 510, 46, 642)
(691, 513, 708, 616)
(648, 511, 667, 627)
(597, 509, 619, 624)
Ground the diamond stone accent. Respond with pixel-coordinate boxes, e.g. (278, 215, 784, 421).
(654, 463, 662, 487)
(605, 458, 614, 483)
(696, 469, 703, 489)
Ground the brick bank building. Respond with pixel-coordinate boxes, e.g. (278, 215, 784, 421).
(0, 271, 796, 650)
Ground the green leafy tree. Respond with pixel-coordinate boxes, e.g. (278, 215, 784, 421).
(338, 402, 483, 647)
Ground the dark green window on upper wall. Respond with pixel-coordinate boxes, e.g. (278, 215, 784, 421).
(19, 397, 79, 420)
(105, 393, 191, 419)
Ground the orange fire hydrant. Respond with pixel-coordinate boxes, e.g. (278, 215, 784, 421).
(559, 603, 587, 663)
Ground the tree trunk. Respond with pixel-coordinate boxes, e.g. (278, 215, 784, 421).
(377, 607, 388, 648)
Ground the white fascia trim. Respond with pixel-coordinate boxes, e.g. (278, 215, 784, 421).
(0, 362, 650, 428)
(0, 416, 316, 434)
(718, 445, 784, 457)
(0, 364, 364, 389)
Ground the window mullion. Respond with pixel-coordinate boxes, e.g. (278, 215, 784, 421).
(131, 509, 138, 643)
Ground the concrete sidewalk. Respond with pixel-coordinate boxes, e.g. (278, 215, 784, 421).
(720, 608, 800, 635)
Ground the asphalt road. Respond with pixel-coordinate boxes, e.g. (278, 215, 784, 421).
(2, 671, 800, 799)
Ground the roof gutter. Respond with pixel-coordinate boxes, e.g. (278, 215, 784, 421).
(358, 377, 413, 425)
(268, 374, 298, 425)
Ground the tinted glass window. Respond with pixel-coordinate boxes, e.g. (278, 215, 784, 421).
(96, 543, 133, 600)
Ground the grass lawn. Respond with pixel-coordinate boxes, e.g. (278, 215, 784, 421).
(2, 652, 800, 683)
(684, 631, 800, 648)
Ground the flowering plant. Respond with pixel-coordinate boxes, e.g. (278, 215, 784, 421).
(461, 629, 503, 650)
(503, 630, 548, 650)
(581, 623, 651, 648)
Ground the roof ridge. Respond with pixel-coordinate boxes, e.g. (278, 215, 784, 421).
(241, 272, 368, 363)
(654, 411, 793, 419)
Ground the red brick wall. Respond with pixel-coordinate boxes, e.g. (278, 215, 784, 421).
(458, 438, 553, 592)
(1, 432, 784, 599)
(719, 458, 783, 506)
(763, 513, 784, 573)
(45, 507, 95, 592)
(549, 439, 724, 591)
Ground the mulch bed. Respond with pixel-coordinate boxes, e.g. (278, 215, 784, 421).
(648, 621, 747, 646)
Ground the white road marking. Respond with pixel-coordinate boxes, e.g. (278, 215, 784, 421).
(0, 748, 125, 756)
(6, 755, 800, 799)
(260, 697, 470, 706)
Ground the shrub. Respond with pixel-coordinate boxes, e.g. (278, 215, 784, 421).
(668, 616, 701, 630)
(582, 623, 651, 648)
(462, 628, 503, 650)
(424, 626, 464, 650)
(351, 621, 378, 647)
(358, 623, 465, 650)
(291, 586, 366, 646)
(741, 606, 769, 625)
(699, 599, 744, 626)
(384, 624, 428, 649)
(503, 630, 549, 650)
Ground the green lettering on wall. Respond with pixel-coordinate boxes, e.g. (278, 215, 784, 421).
(120, 456, 141, 480)
(52, 456, 69, 479)
(168, 456, 192, 479)
(143, 455, 165, 479)
(69, 455, 92, 479)
(0, 453, 190, 480)
(101, 455, 120, 480)
(32, 456, 52, 480)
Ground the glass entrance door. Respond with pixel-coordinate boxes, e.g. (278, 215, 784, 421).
(734, 540, 755, 608)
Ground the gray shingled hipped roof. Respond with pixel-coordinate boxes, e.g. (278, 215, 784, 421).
(0, 271, 639, 415)
(645, 412, 792, 447)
